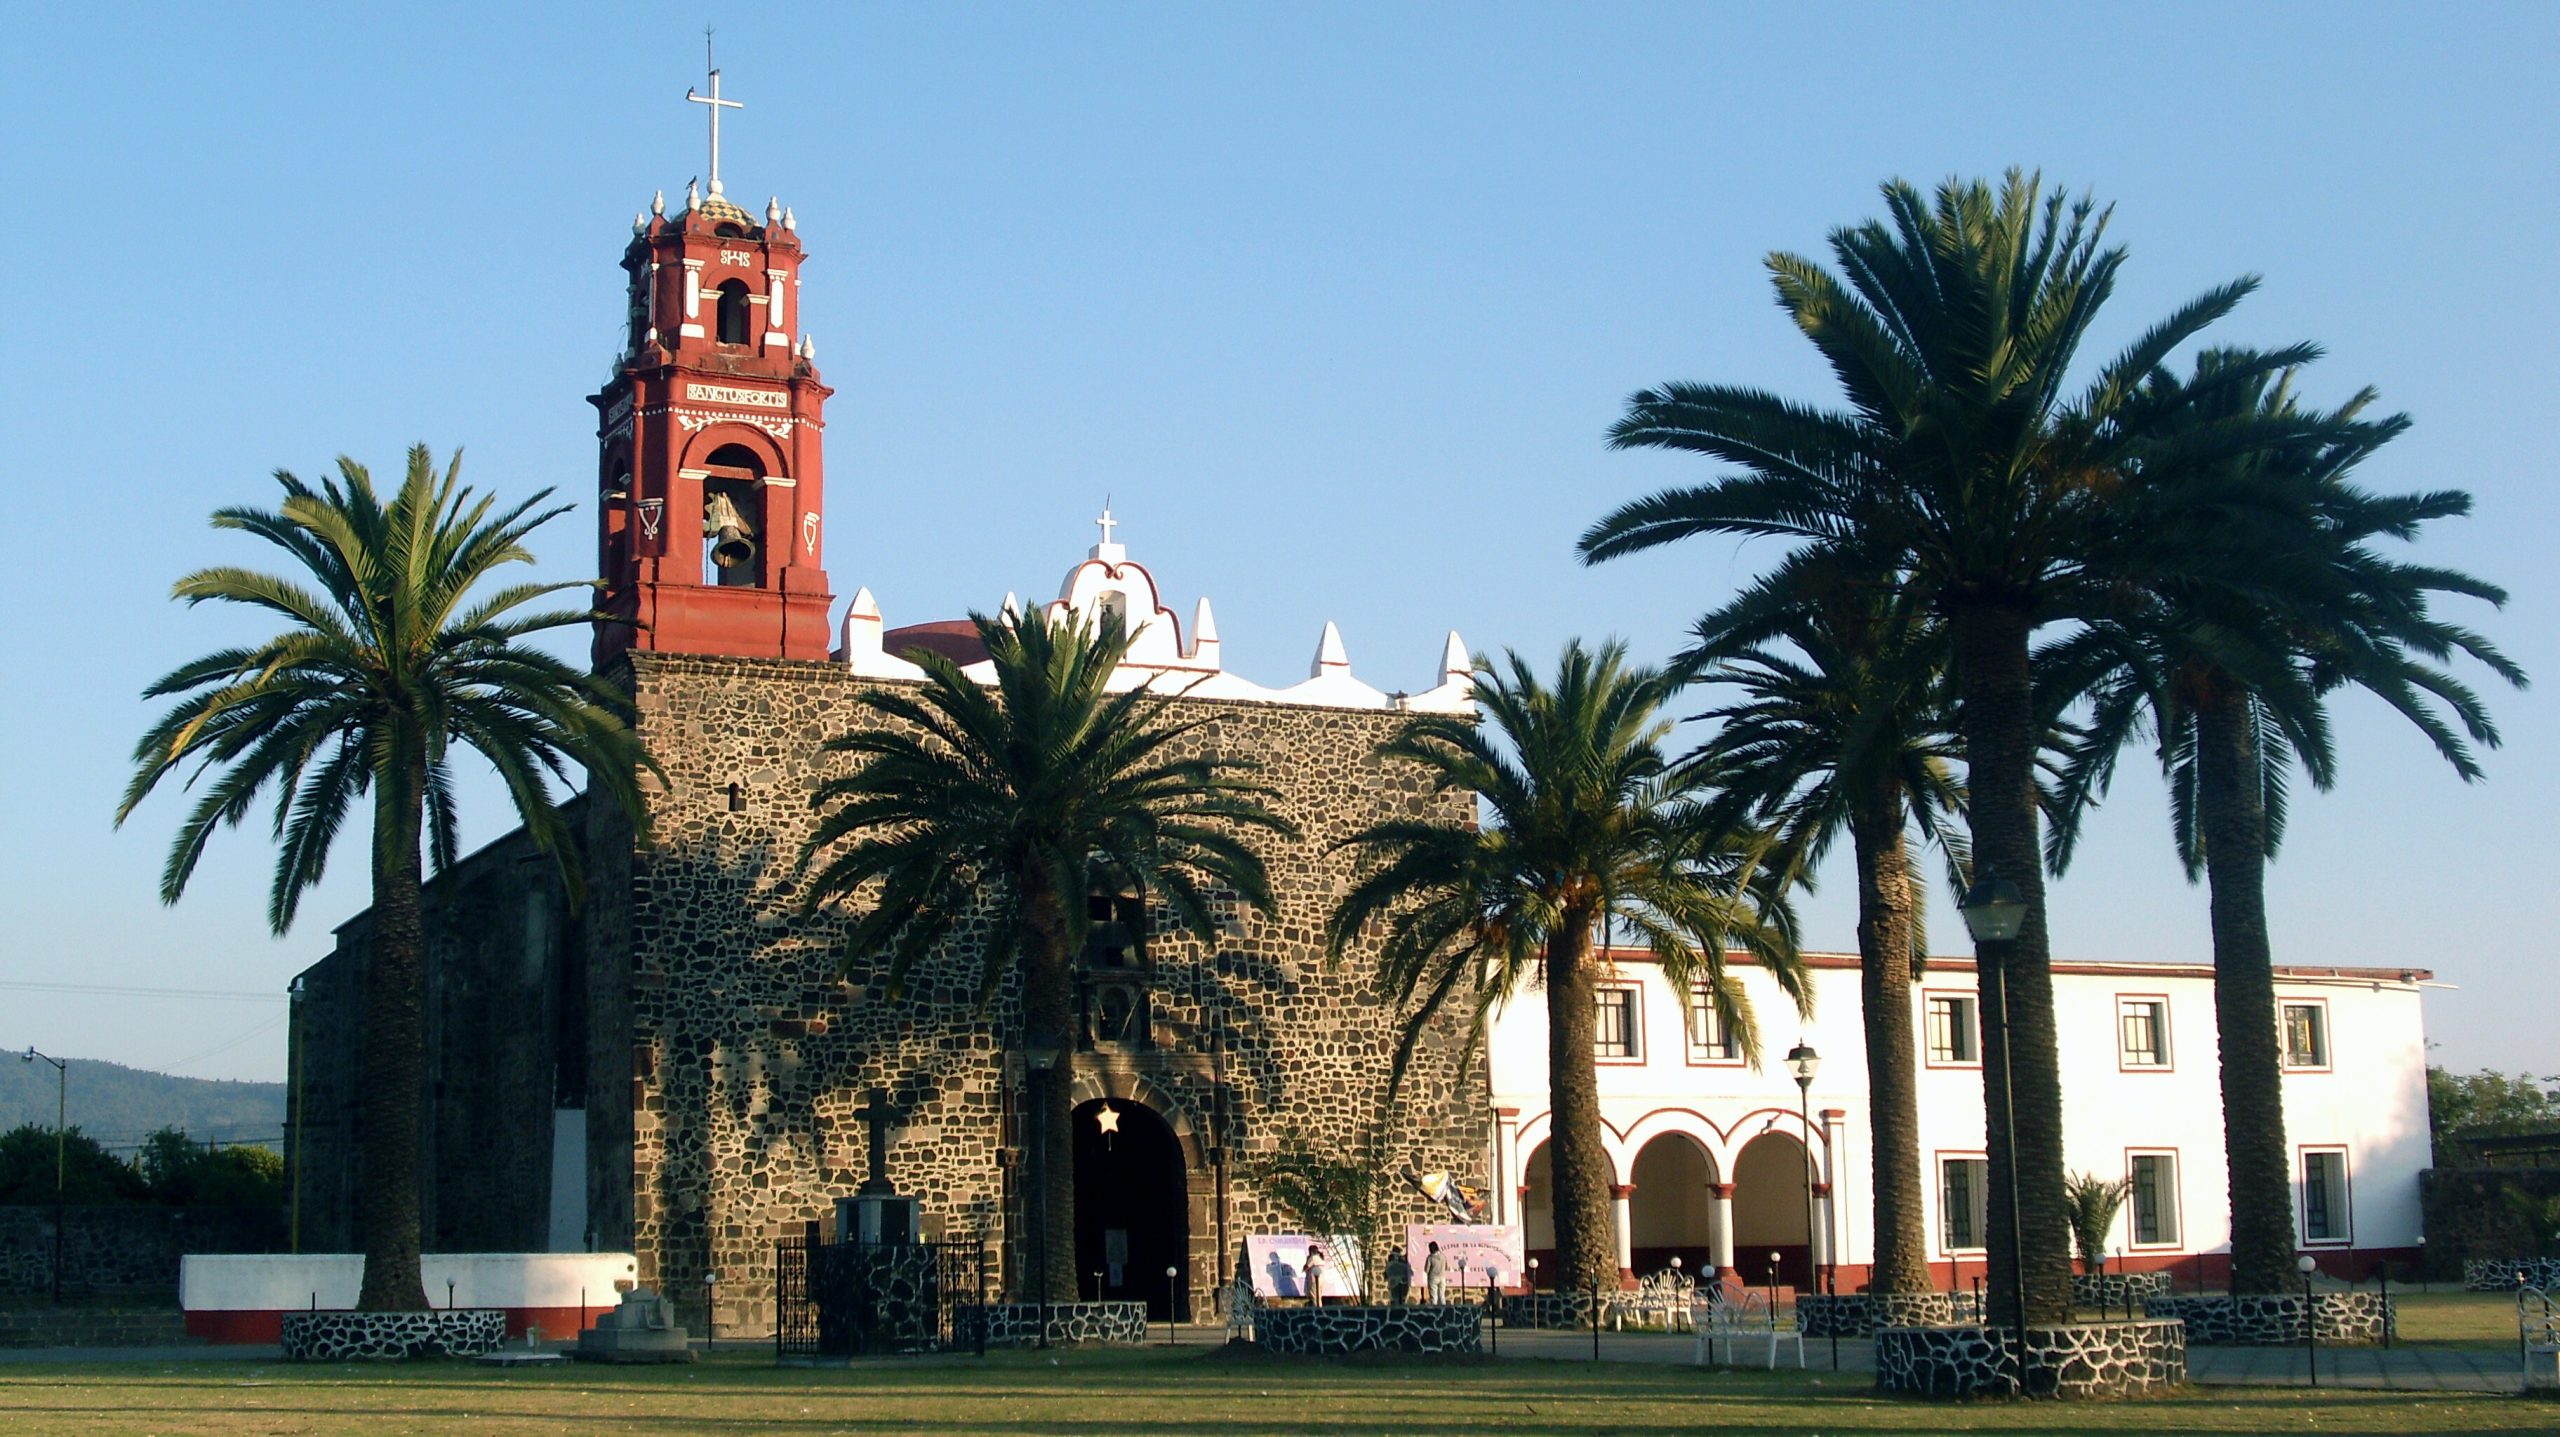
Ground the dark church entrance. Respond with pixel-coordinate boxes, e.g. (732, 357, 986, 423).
(1072, 1098, 1188, 1320)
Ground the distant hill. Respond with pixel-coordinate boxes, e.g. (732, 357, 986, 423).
(0, 1057, 285, 1155)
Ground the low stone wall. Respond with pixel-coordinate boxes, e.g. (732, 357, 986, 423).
(279, 1309, 506, 1361)
(2070, 1271, 2171, 1309)
(1494, 1292, 1599, 1329)
(1874, 1319, 2186, 1400)
(952, 1301, 1146, 1348)
(0, 1206, 284, 1297)
(1255, 1303, 1481, 1355)
(2464, 1258, 2560, 1291)
(1797, 1291, 1965, 1338)
(2145, 1293, 2393, 1344)
(0, 1308, 193, 1349)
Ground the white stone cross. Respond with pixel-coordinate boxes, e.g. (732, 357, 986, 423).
(1095, 505, 1118, 546)
(686, 35, 743, 197)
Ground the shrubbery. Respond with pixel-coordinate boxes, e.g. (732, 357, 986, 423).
(0, 1123, 281, 1207)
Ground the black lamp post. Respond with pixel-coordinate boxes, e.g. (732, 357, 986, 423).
(1785, 1041, 1820, 1299)
(22, 1048, 65, 1304)
(1024, 1041, 1062, 1351)
(2298, 1253, 2319, 1385)
(1958, 872, 2028, 1351)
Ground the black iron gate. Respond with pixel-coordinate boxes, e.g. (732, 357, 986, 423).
(776, 1230, 988, 1358)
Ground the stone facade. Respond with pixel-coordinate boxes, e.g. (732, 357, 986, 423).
(1256, 1303, 1482, 1354)
(0, 1205, 283, 1298)
(1797, 1291, 1965, 1338)
(2145, 1292, 2395, 1344)
(279, 1308, 506, 1361)
(1873, 1319, 2186, 1399)
(296, 651, 1489, 1339)
(954, 1301, 1147, 1347)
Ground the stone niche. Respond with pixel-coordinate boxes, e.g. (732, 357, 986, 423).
(1874, 1319, 2186, 1400)
(2145, 1293, 2393, 1345)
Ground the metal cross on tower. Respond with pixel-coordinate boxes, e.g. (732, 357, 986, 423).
(686, 32, 743, 197)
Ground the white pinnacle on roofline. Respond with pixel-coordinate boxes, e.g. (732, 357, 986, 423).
(836, 514, 1475, 713)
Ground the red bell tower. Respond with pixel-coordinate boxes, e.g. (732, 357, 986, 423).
(591, 61, 833, 667)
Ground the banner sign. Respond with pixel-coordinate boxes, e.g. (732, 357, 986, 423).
(1405, 1223, 1525, 1292)
(1243, 1234, 1366, 1299)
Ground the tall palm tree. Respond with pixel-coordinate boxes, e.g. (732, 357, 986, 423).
(1580, 172, 2307, 1325)
(1324, 640, 1805, 1299)
(795, 609, 1296, 1303)
(118, 447, 654, 1312)
(1677, 553, 1965, 1298)
(2044, 357, 2523, 1295)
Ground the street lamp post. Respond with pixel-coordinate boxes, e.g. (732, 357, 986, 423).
(1024, 1042, 1062, 1351)
(1959, 872, 2029, 1358)
(22, 1048, 65, 1304)
(1784, 1041, 1820, 1305)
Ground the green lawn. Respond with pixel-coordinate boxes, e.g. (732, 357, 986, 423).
(1, 1349, 2550, 1436)
(2391, 1291, 2535, 1349)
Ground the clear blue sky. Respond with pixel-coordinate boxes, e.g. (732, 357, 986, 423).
(3, 4, 2552, 1084)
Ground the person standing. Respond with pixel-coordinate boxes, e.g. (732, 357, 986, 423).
(1385, 1246, 1413, 1305)
(1302, 1245, 1329, 1306)
(1424, 1241, 1451, 1304)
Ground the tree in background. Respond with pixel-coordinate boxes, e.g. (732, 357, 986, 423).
(2429, 1068, 2560, 1167)
(137, 1128, 286, 1207)
(118, 448, 656, 1311)
(2062, 1172, 2131, 1277)
(0, 1125, 149, 1205)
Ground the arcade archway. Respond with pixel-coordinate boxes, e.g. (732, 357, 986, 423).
(1731, 1129, 1817, 1290)
(1072, 1097, 1189, 1320)
(1627, 1134, 1718, 1277)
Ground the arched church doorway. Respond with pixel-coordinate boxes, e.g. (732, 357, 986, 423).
(1731, 1128, 1817, 1290)
(1627, 1134, 1718, 1278)
(1072, 1097, 1188, 1320)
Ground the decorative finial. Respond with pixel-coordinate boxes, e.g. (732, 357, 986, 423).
(652, 189, 666, 216)
(643, 326, 661, 348)
(686, 177, 700, 210)
(783, 206, 796, 232)
(686, 31, 744, 199)
(1311, 621, 1350, 676)
(801, 334, 815, 360)
(632, 211, 645, 234)
(766, 196, 781, 226)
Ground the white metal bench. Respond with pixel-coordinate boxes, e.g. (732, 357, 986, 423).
(1690, 1284, 1803, 1369)
(1609, 1269, 1696, 1331)
(2523, 1285, 2559, 1392)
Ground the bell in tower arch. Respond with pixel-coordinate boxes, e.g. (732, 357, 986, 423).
(703, 486, 758, 585)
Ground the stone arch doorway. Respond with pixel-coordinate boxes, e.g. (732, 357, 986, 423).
(1731, 1128, 1818, 1290)
(1072, 1096, 1188, 1320)
(1627, 1134, 1719, 1278)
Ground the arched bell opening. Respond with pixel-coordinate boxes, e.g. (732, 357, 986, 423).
(699, 443, 767, 588)
(715, 279, 753, 345)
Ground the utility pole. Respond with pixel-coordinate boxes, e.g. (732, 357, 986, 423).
(24, 1048, 67, 1304)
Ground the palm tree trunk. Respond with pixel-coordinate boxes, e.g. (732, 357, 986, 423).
(1949, 602, 2075, 1327)
(356, 749, 431, 1312)
(1544, 907, 1619, 1297)
(1018, 869, 1080, 1304)
(2195, 685, 2297, 1295)
(1851, 792, 1929, 1296)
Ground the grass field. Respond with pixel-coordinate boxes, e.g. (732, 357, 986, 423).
(3, 1348, 2554, 1437)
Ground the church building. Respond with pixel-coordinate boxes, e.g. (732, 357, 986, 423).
(286, 81, 1490, 1336)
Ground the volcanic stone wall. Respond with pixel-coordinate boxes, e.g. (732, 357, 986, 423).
(602, 652, 1489, 1337)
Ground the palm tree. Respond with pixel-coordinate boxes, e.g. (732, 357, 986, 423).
(1324, 640, 1805, 1299)
(1677, 554, 1965, 1298)
(1579, 172, 2307, 1325)
(118, 447, 654, 1311)
(795, 609, 1296, 1302)
(2044, 357, 2523, 1295)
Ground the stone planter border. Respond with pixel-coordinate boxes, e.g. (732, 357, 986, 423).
(1797, 1291, 1967, 1338)
(2144, 1292, 2392, 1345)
(279, 1309, 506, 1361)
(1874, 1319, 2186, 1400)
(951, 1301, 1146, 1348)
(1492, 1292, 1599, 1329)
(2465, 1257, 2560, 1292)
(1255, 1304, 1482, 1355)
(2070, 1271, 2171, 1309)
